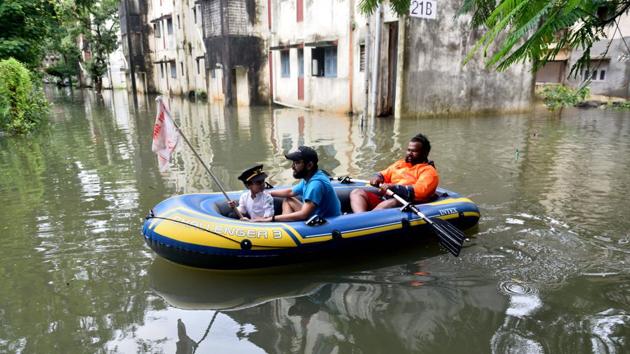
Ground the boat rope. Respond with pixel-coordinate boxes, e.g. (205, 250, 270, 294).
(146, 215, 296, 249)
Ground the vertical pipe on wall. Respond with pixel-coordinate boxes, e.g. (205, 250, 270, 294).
(394, 15, 406, 118)
(363, 22, 370, 120)
(268, 0, 273, 103)
(370, 4, 382, 119)
(348, 0, 354, 114)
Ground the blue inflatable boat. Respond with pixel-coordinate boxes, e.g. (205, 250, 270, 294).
(142, 181, 480, 269)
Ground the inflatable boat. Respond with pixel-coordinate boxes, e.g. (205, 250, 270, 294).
(142, 180, 480, 269)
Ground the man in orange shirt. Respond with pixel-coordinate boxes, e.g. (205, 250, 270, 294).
(350, 133, 439, 212)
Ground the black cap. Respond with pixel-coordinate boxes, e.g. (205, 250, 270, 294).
(237, 164, 268, 184)
(285, 146, 318, 164)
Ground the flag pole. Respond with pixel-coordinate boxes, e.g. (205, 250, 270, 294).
(156, 97, 244, 219)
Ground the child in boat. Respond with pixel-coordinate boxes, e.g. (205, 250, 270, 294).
(228, 165, 275, 221)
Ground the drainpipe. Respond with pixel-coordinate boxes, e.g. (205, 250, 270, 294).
(370, 4, 383, 119)
(363, 21, 370, 119)
(348, 0, 354, 114)
(124, 0, 138, 101)
(394, 15, 406, 118)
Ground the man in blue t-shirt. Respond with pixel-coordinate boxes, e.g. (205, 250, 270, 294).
(255, 146, 341, 222)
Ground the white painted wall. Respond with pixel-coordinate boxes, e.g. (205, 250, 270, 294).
(148, 0, 206, 96)
(272, 0, 357, 113)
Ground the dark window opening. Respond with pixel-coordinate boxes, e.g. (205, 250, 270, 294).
(311, 46, 337, 77)
(170, 61, 176, 78)
(281, 50, 290, 78)
(359, 44, 365, 72)
(167, 18, 173, 35)
(298, 48, 304, 77)
(600, 70, 606, 80)
(160, 63, 164, 78)
(193, 7, 197, 24)
(154, 23, 161, 38)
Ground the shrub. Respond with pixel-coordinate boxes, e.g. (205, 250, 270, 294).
(0, 58, 49, 135)
(538, 85, 589, 111)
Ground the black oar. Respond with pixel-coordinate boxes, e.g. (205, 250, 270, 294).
(338, 177, 466, 256)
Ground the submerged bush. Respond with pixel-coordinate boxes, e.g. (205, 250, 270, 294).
(0, 58, 49, 135)
(538, 85, 589, 111)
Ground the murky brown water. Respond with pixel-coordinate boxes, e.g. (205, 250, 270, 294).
(1, 88, 629, 353)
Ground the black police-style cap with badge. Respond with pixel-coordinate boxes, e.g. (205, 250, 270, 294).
(238, 164, 268, 185)
(284, 146, 318, 163)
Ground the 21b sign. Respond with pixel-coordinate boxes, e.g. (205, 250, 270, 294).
(410, 0, 437, 19)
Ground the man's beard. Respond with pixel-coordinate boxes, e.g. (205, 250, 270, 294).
(406, 155, 424, 164)
(293, 168, 308, 179)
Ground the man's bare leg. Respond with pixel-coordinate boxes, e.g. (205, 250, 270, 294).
(373, 198, 400, 210)
(349, 189, 370, 213)
(282, 197, 302, 214)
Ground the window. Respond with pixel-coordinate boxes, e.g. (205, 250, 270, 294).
(193, 6, 197, 24)
(298, 48, 304, 77)
(154, 23, 161, 38)
(170, 61, 176, 78)
(167, 18, 173, 35)
(311, 46, 337, 77)
(160, 63, 164, 78)
(281, 50, 290, 77)
(582, 60, 609, 81)
(180, 62, 184, 75)
(196, 58, 200, 74)
(359, 44, 366, 72)
(177, 15, 180, 29)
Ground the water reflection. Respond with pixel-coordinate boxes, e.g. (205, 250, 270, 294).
(2, 88, 630, 352)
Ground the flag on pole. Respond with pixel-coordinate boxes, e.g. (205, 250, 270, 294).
(152, 97, 179, 172)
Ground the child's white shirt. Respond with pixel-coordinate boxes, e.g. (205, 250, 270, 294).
(238, 190, 274, 218)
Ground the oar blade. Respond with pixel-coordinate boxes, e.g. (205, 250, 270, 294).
(429, 218, 466, 257)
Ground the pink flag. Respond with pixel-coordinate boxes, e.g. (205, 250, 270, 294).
(152, 97, 179, 172)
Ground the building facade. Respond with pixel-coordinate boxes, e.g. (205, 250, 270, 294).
(270, 0, 534, 116)
(148, 0, 208, 97)
(120, 0, 155, 94)
(198, 0, 271, 106)
(536, 14, 630, 99)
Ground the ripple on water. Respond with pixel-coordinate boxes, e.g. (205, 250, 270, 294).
(490, 281, 544, 354)
(589, 309, 630, 354)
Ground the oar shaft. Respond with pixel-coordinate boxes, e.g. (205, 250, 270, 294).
(385, 190, 433, 225)
(158, 98, 243, 219)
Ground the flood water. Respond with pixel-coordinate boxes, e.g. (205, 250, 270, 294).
(1, 88, 629, 353)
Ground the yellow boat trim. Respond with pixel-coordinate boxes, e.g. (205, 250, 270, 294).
(151, 207, 298, 249)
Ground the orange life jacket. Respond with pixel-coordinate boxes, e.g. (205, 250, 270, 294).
(379, 160, 439, 202)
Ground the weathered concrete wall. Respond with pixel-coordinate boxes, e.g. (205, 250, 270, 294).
(400, 1, 533, 116)
(119, 0, 155, 93)
(272, 0, 359, 113)
(200, 0, 269, 105)
(564, 37, 630, 98)
(148, 0, 207, 96)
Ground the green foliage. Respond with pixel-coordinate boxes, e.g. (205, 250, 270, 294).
(73, 0, 120, 92)
(538, 85, 589, 111)
(0, 58, 49, 135)
(359, 0, 410, 16)
(0, 0, 57, 70)
(45, 62, 79, 80)
(606, 100, 630, 110)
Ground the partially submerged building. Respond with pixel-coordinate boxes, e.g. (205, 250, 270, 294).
(269, 0, 534, 116)
(126, 0, 535, 115)
(120, 0, 155, 93)
(198, 0, 271, 105)
(148, 0, 207, 97)
(536, 14, 630, 99)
